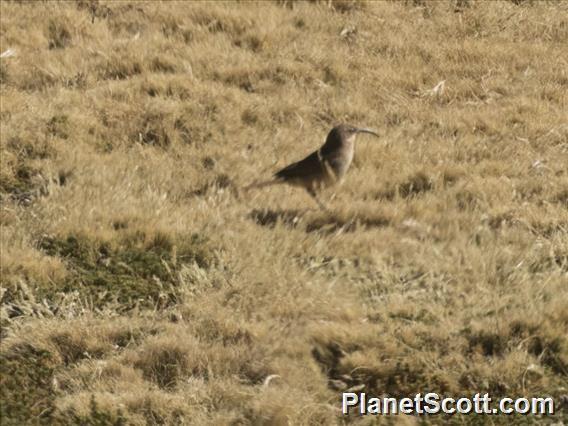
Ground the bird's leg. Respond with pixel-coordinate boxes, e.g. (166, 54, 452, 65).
(306, 188, 331, 213)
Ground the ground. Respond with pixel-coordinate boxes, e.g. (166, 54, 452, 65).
(0, 0, 567, 424)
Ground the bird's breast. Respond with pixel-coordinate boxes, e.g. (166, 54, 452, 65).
(327, 146, 354, 179)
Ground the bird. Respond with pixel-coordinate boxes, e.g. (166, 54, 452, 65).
(245, 124, 380, 210)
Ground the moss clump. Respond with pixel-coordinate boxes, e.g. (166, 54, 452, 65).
(0, 135, 55, 203)
(47, 18, 72, 49)
(37, 231, 215, 311)
(465, 330, 507, 357)
(46, 114, 70, 139)
(134, 344, 190, 389)
(0, 343, 58, 425)
(0, 163, 40, 199)
(0, 61, 8, 85)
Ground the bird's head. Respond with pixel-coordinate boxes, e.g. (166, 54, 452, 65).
(331, 124, 380, 144)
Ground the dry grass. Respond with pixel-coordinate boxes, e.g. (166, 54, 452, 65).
(1, 0, 567, 424)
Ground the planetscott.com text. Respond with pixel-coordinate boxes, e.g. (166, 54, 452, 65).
(342, 392, 555, 415)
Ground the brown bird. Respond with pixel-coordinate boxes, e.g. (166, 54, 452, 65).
(246, 124, 380, 210)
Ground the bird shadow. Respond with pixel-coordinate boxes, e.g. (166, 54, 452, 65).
(248, 208, 390, 234)
(305, 213, 390, 234)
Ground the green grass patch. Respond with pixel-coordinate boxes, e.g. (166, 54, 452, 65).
(35, 230, 215, 312)
(0, 343, 58, 425)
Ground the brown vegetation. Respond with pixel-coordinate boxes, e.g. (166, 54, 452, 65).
(1, 0, 567, 424)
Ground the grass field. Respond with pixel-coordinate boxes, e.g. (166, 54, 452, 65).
(1, 0, 567, 424)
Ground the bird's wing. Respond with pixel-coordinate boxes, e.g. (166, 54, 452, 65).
(274, 151, 324, 181)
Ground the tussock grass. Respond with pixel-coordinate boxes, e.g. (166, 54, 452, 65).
(1, 0, 567, 424)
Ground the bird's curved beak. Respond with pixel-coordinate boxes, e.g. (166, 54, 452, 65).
(356, 128, 379, 138)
